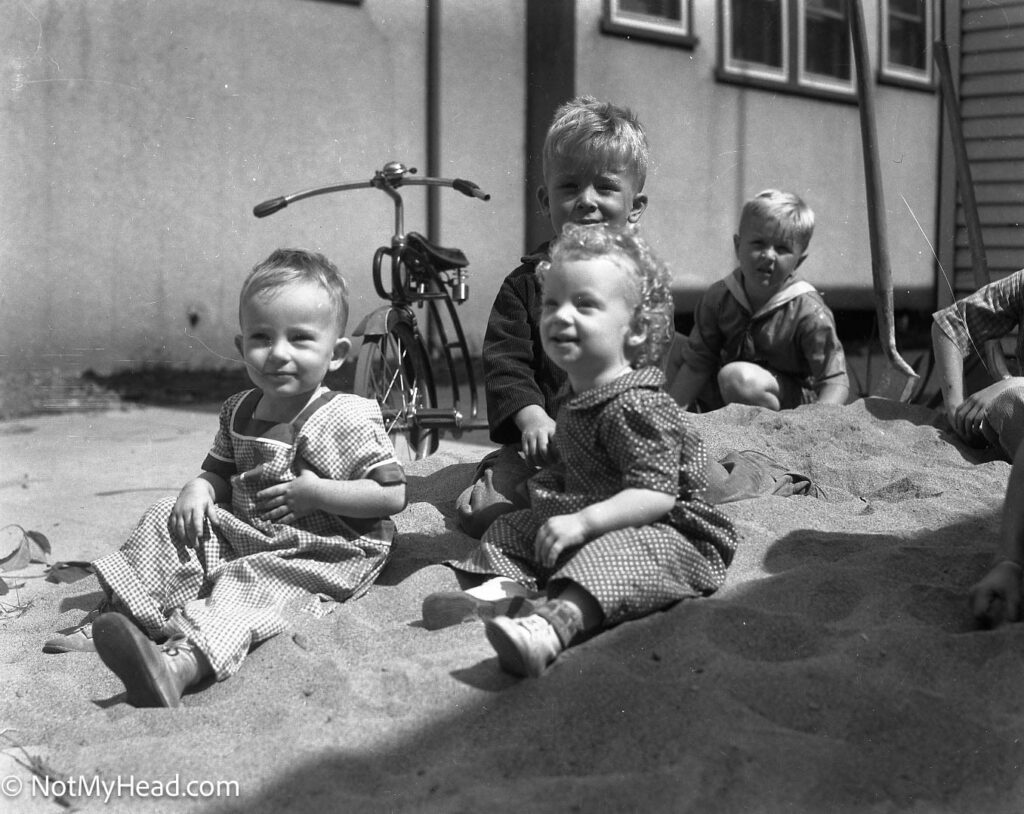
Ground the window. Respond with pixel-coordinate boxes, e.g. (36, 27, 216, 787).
(719, 0, 855, 99)
(601, 0, 697, 48)
(880, 0, 934, 88)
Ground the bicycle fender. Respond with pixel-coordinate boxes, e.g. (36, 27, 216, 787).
(351, 306, 412, 339)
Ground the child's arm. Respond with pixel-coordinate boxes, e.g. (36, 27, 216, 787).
(170, 472, 231, 547)
(667, 363, 711, 410)
(815, 380, 850, 406)
(970, 449, 1024, 626)
(933, 320, 967, 432)
(534, 487, 676, 568)
(250, 464, 406, 525)
(514, 404, 557, 467)
(933, 320, 1019, 443)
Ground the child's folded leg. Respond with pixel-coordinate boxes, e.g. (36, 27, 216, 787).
(456, 445, 535, 537)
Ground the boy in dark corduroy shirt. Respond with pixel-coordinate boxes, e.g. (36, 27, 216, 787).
(456, 95, 651, 537)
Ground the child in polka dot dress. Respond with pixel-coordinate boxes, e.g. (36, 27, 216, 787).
(431, 223, 738, 677)
(52, 249, 407, 707)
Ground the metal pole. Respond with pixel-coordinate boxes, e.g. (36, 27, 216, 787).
(849, 0, 917, 384)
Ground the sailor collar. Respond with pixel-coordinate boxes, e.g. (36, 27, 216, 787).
(723, 268, 817, 319)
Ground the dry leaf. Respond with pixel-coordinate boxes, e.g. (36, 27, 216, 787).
(0, 526, 30, 572)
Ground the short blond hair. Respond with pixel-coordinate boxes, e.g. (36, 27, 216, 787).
(240, 248, 349, 332)
(542, 96, 649, 189)
(739, 189, 815, 249)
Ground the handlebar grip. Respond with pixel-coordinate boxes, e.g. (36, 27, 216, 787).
(253, 197, 288, 218)
(453, 178, 491, 201)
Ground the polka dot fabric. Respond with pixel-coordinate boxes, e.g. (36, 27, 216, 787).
(453, 367, 738, 626)
(93, 388, 402, 680)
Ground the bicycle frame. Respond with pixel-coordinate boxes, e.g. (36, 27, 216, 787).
(254, 162, 490, 455)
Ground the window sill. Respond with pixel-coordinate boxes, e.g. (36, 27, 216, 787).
(715, 68, 859, 105)
(600, 19, 699, 49)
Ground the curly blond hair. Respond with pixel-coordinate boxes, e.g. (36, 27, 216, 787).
(540, 223, 674, 368)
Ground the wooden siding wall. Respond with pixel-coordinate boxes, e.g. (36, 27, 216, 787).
(956, 0, 1024, 297)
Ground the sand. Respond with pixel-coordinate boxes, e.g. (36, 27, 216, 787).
(1, 398, 1022, 813)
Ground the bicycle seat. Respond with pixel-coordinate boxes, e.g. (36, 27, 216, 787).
(405, 232, 468, 271)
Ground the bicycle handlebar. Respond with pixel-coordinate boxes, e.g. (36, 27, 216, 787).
(252, 164, 489, 218)
(452, 178, 490, 201)
(253, 197, 288, 218)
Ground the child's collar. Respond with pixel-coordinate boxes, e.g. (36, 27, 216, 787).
(724, 269, 816, 318)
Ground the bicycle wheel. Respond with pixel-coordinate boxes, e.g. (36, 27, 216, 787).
(355, 322, 438, 461)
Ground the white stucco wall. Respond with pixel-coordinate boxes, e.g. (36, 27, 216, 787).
(574, 0, 941, 313)
(0, 0, 525, 377)
(0, 0, 939, 380)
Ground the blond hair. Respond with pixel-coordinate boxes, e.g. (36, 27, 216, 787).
(541, 223, 673, 368)
(739, 189, 815, 249)
(240, 248, 349, 332)
(542, 95, 649, 189)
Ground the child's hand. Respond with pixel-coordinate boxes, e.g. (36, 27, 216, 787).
(254, 467, 323, 525)
(969, 560, 1023, 627)
(521, 417, 557, 468)
(951, 379, 1020, 443)
(170, 479, 218, 548)
(535, 513, 587, 568)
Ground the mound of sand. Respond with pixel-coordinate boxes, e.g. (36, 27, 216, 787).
(1, 398, 1021, 813)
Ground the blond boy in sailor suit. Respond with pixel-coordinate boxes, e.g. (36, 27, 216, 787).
(669, 190, 849, 411)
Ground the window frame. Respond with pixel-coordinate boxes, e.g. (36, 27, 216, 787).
(717, 0, 857, 103)
(601, 0, 699, 49)
(879, 0, 935, 90)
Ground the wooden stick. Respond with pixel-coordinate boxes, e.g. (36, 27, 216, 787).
(934, 40, 1010, 380)
(849, 0, 917, 385)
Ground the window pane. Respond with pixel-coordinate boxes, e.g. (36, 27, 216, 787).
(619, 0, 683, 20)
(805, 0, 850, 79)
(888, 0, 926, 70)
(732, 0, 783, 67)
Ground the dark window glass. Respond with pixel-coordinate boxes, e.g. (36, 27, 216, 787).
(732, 0, 783, 68)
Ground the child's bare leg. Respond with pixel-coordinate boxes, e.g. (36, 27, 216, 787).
(718, 362, 782, 410)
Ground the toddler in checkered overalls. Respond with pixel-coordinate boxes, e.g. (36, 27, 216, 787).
(46, 249, 406, 706)
(426, 224, 737, 677)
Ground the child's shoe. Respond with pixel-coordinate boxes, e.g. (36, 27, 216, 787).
(484, 598, 585, 678)
(421, 576, 537, 630)
(422, 592, 537, 630)
(484, 614, 564, 677)
(93, 613, 210, 708)
(42, 599, 112, 653)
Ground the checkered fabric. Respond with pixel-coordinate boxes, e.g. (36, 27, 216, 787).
(932, 268, 1024, 363)
(94, 388, 402, 680)
(452, 368, 738, 626)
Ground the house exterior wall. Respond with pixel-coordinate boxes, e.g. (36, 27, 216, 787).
(571, 0, 942, 314)
(950, 0, 1024, 298)
(1, 0, 940, 380)
(0, 0, 525, 377)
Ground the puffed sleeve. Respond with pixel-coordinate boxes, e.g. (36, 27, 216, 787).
(596, 389, 690, 497)
(299, 395, 406, 486)
(200, 391, 247, 480)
